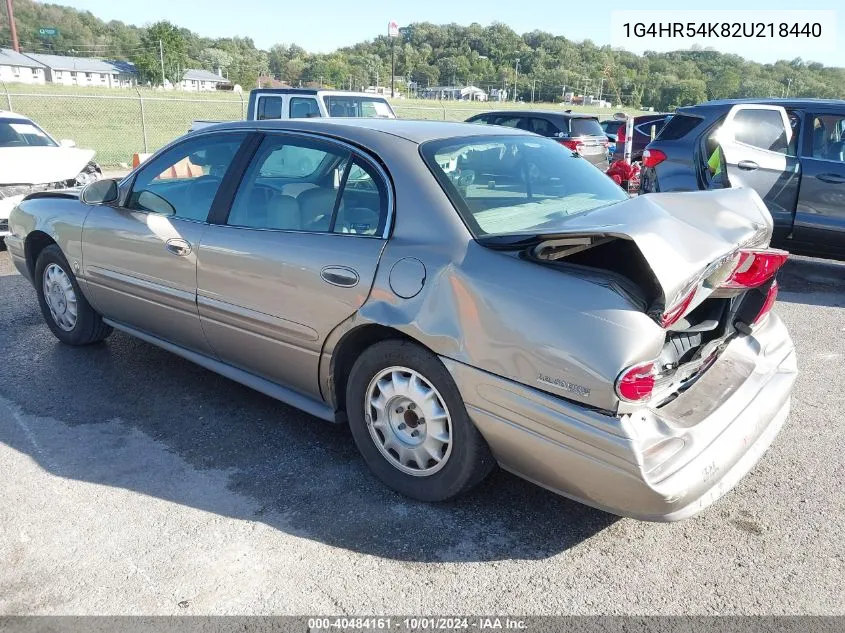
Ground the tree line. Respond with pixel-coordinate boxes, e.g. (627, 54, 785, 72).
(4, 0, 845, 110)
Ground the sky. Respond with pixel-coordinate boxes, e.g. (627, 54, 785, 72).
(59, 0, 843, 66)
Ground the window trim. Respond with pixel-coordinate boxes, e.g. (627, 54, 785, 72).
(213, 130, 395, 239)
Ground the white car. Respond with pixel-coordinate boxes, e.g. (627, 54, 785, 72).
(0, 111, 101, 240)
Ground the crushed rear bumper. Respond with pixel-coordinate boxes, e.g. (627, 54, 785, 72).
(442, 313, 797, 521)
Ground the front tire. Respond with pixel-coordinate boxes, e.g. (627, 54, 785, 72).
(35, 244, 112, 345)
(346, 340, 495, 501)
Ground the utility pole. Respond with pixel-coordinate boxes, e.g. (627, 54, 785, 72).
(159, 39, 166, 87)
(513, 58, 519, 102)
(5, 0, 19, 52)
(785, 77, 793, 98)
(598, 77, 605, 102)
(531, 78, 536, 103)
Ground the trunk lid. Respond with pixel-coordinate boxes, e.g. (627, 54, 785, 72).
(521, 187, 773, 321)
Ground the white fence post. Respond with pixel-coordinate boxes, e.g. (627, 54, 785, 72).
(1, 81, 11, 111)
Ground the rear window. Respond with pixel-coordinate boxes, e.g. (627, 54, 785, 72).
(569, 118, 604, 137)
(420, 135, 627, 238)
(655, 114, 702, 140)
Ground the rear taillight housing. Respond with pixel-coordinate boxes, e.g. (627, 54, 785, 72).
(617, 125, 626, 143)
(721, 249, 789, 289)
(641, 148, 666, 168)
(615, 362, 656, 403)
(558, 138, 583, 152)
(753, 281, 779, 325)
(660, 287, 697, 329)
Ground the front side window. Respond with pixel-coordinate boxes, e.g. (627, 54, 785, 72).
(421, 135, 627, 238)
(731, 109, 790, 154)
(811, 114, 845, 162)
(257, 96, 283, 120)
(290, 97, 321, 118)
(126, 133, 246, 221)
(228, 135, 387, 235)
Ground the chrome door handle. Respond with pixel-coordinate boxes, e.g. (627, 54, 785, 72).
(165, 238, 192, 257)
(321, 266, 359, 288)
(737, 160, 759, 171)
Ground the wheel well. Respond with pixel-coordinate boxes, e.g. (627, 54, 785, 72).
(25, 231, 57, 279)
(332, 324, 415, 413)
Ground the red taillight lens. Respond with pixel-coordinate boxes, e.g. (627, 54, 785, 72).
(722, 249, 789, 289)
(753, 281, 779, 325)
(559, 139, 583, 152)
(616, 362, 656, 403)
(661, 287, 697, 329)
(641, 149, 666, 168)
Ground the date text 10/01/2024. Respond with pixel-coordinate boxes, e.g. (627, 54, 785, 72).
(307, 618, 528, 630)
(622, 22, 822, 38)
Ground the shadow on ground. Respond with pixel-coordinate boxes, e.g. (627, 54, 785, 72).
(777, 257, 845, 308)
(0, 265, 616, 563)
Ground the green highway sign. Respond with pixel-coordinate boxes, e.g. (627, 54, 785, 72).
(38, 28, 59, 37)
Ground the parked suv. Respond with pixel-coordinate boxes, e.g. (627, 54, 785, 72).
(611, 114, 671, 162)
(466, 110, 609, 171)
(191, 88, 396, 132)
(640, 98, 845, 261)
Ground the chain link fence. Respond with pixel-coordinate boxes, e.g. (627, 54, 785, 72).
(1, 84, 624, 167)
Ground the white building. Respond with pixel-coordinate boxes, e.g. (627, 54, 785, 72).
(23, 53, 137, 88)
(181, 69, 230, 91)
(0, 49, 46, 85)
(421, 85, 488, 101)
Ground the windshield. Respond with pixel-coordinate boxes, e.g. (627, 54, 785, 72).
(322, 96, 395, 118)
(0, 119, 57, 148)
(421, 135, 628, 238)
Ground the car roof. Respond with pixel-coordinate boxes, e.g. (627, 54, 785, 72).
(251, 88, 384, 98)
(198, 118, 531, 144)
(468, 109, 598, 119)
(0, 110, 32, 120)
(681, 98, 845, 112)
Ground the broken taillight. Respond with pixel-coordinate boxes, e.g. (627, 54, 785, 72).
(721, 249, 789, 289)
(753, 281, 779, 325)
(661, 287, 697, 329)
(615, 361, 656, 402)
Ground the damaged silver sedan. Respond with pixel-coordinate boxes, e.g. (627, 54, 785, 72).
(6, 119, 797, 520)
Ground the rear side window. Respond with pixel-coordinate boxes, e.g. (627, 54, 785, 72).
(257, 96, 283, 121)
(528, 118, 558, 136)
(290, 97, 320, 119)
(732, 109, 790, 153)
(655, 114, 702, 140)
(635, 117, 668, 138)
(569, 118, 604, 137)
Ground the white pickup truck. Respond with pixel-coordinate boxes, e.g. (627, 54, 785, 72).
(191, 88, 396, 132)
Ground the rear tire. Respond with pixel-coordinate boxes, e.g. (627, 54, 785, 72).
(346, 340, 495, 501)
(34, 244, 112, 346)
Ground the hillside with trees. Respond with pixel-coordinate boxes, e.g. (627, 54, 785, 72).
(3, 0, 845, 110)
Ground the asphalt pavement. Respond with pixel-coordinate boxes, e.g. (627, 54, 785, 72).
(1, 244, 843, 615)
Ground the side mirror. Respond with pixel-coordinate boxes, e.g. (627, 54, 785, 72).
(59, 139, 77, 148)
(80, 178, 119, 205)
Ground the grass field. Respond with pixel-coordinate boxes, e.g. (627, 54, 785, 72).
(2, 81, 649, 166)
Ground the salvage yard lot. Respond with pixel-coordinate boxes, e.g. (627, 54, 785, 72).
(1, 83, 649, 166)
(0, 246, 843, 615)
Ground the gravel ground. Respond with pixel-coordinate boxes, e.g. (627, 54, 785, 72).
(0, 245, 843, 615)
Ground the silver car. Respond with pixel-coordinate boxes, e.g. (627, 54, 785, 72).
(5, 119, 797, 520)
